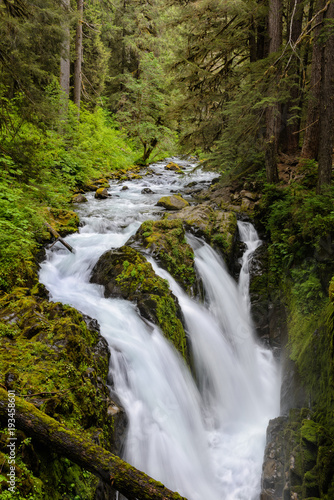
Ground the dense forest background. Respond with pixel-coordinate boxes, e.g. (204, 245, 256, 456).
(0, 0, 334, 289)
(1, 0, 334, 499)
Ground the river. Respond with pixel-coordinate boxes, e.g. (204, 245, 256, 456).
(39, 157, 280, 500)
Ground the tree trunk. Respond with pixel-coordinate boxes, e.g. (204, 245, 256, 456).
(60, 0, 70, 98)
(59, 0, 71, 125)
(317, 0, 334, 192)
(281, 0, 304, 153)
(300, 0, 324, 160)
(73, 0, 83, 114)
(0, 388, 187, 500)
(265, 0, 282, 183)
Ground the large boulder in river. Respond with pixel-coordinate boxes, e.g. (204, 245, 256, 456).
(129, 219, 196, 293)
(72, 193, 88, 203)
(156, 195, 189, 210)
(164, 162, 182, 171)
(166, 204, 238, 264)
(95, 187, 110, 199)
(90, 246, 188, 361)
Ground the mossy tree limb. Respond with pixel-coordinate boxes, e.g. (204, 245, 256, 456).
(0, 388, 187, 500)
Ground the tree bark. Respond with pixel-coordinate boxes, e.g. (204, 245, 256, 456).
(317, 0, 334, 192)
(300, 0, 324, 160)
(60, 0, 71, 98)
(281, 0, 304, 153)
(44, 222, 75, 253)
(73, 0, 83, 114)
(59, 0, 71, 125)
(0, 388, 187, 500)
(265, 0, 282, 183)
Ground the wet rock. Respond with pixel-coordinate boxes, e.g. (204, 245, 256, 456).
(90, 246, 188, 360)
(156, 195, 189, 210)
(84, 178, 109, 190)
(72, 193, 88, 203)
(129, 218, 196, 292)
(249, 244, 270, 340)
(121, 185, 129, 191)
(261, 417, 286, 500)
(239, 190, 260, 201)
(141, 187, 154, 194)
(164, 161, 182, 171)
(45, 208, 80, 236)
(95, 188, 110, 199)
(183, 187, 203, 195)
(166, 204, 238, 265)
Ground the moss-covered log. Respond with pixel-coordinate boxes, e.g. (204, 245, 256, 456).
(0, 388, 187, 500)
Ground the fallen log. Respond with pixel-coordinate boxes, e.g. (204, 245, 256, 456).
(0, 388, 187, 500)
(44, 222, 75, 253)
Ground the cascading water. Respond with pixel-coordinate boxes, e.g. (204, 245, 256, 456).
(39, 158, 280, 500)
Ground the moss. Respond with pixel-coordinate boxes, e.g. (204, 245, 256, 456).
(155, 295, 187, 358)
(44, 208, 80, 237)
(156, 195, 189, 210)
(134, 219, 196, 292)
(91, 246, 189, 361)
(0, 287, 115, 499)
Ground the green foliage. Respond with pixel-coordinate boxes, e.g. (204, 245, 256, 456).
(0, 96, 138, 292)
(116, 52, 178, 163)
(257, 184, 334, 283)
(291, 267, 325, 315)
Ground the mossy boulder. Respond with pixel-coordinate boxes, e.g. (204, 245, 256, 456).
(156, 195, 189, 210)
(166, 204, 238, 263)
(164, 162, 181, 171)
(45, 208, 80, 237)
(72, 193, 88, 203)
(95, 187, 110, 199)
(130, 219, 196, 292)
(90, 245, 188, 360)
(261, 409, 334, 500)
(83, 177, 110, 190)
(0, 286, 122, 499)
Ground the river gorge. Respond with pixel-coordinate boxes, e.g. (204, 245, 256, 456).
(39, 157, 280, 499)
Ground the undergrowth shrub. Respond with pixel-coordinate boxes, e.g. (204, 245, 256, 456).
(0, 102, 139, 293)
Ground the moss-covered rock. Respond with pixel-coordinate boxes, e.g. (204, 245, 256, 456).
(164, 162, 182, 171)
(0, 286, 122, 500)
(156, 195, 189, 210)
(131, 219, 196, 292)
(72, 193, 88, 203)
(44, 208, 80, 237)
(166, 204, 238, 263)
(83, 177, 110, 190)
(95, 187, 109, 199)
(261, 408, 334, 500)
(90, 245, 188, 360)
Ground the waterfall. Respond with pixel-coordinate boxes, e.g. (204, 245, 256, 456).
(39, 159, 280, 500)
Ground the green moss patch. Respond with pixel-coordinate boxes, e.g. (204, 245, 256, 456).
(134, 219, 196, 292)
(0, 286, 115, 499)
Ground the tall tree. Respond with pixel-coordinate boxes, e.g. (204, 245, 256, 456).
(60, 0, 70, 99)
(300, 0, 324, 160)
(317, 0, 334, 192)
(280, 0, 305, 154)
(74, 0, 84, 113)
(264, 0, 282, 183)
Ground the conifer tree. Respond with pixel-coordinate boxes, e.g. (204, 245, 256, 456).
(74, 0, 84, 114)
